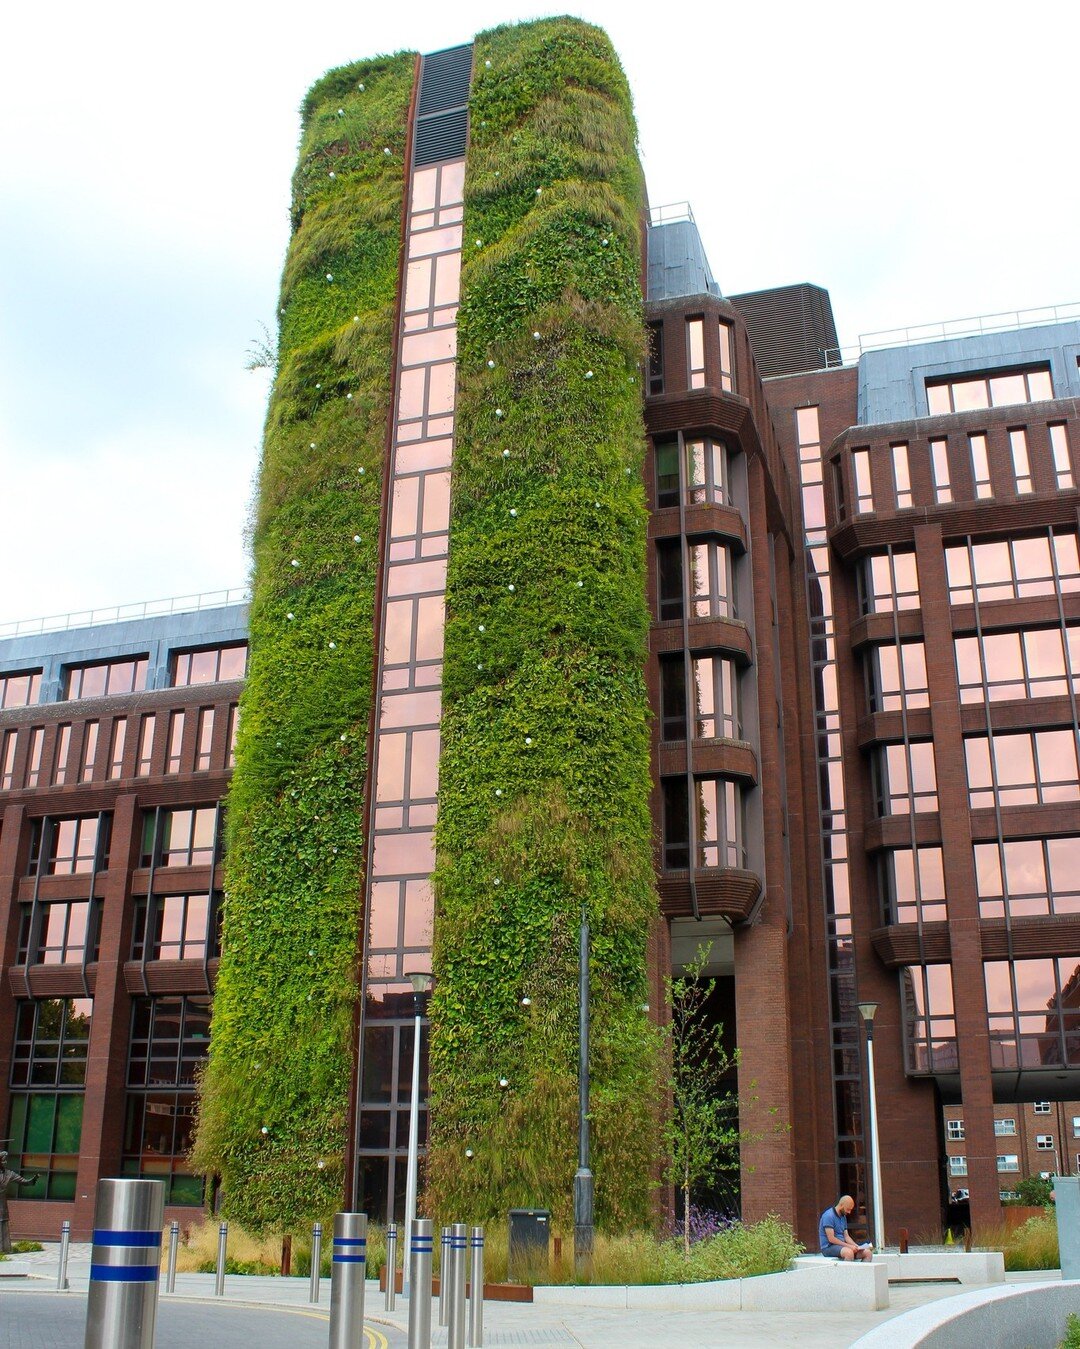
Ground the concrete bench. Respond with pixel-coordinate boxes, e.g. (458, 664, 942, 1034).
(0, 1261, 31, 1278)
(532, 1258, 889, 1312)
(881, 1250, 1005, 1284)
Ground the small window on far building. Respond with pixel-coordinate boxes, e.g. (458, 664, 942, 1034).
(687, 318, 705, 389)
(647, 323, 664, 396)
(1036, 1134, 1055, 1150)
(969, 432, 992, 499)
(0, 669, 42, 710)
(1009, 428, 1033, 494)
(947, 1119, 965, 1141)
(995, 1118, 1017, 1136)
(1072, 1116, 1080, 1138)
(948, 1155, 967, 1176)
(892, 443, 912, 508)
(930, 438, 952, 503)
(1034, 1101, 1052, 1114)
(926, 364, 1054, 415)
(997, 1154, 1020, 1172)
(717, 321, 734, 393)
(1050, 424, 1074, 490)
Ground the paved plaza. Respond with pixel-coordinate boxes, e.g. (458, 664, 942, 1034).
(0, 1241, 1069, 1347)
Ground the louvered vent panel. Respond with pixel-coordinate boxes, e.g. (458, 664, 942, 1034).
(417, 43, 473, 115)
(414, 108, 468, 167)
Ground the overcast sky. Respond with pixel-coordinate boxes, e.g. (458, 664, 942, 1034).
(3, 0, 1078, 625)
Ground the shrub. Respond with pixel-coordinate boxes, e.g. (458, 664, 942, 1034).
(978, 1215, 1059, 1271)
(10, 1240, 44, 1253)
(1013, 1174, 1055, 1207)
(1061, 1311, 1080, 1349)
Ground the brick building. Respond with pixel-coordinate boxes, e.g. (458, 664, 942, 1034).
(2, 28, 1078, 1245)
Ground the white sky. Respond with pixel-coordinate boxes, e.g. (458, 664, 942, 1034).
(2, 0, 1078, 625)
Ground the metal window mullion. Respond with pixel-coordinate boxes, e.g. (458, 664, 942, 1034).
(139, 807, 162, 996)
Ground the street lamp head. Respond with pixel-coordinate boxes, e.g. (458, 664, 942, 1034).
(409, 972, 433, 996)
(858, 1002, 878, 1024)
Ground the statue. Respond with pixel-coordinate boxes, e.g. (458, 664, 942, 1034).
(0, 1152, 39, 1254)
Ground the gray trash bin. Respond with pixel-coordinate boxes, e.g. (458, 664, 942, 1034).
(508, 1209, 549, 1284)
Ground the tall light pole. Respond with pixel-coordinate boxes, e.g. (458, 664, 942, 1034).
(403, 971, 432, 1297)
(574, 912, 593, 1276)
(858, 1001, 885, 1250)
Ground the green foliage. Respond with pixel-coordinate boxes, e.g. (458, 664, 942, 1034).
(663, 947, 740, 1258)
(192, 47, 415, 1233)
(10, 1240, 44, 1253)
(425, 17, 657, 1232)
(1013, 1174, 1055, 1207)
(981, 1215, 1060, 1270)
(1061, 1311, 1080, 1349)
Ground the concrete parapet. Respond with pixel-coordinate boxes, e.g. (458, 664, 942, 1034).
(850, 1278, 1077, 1349)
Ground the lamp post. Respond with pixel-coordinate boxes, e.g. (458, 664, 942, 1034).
(403, 971, 432, 1298)
(574, 912, 594, 1276)
(858, 1001, 885, 1250)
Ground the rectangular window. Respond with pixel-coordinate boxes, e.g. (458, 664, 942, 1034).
(687, 318, 705, 389)
(171, 644, 248, 688)
(79, 722, 98, 784)
(141, 807, 219, 869)
(28, 816, 110, 876)
(0, 669, 42, 709)
(1, 729, 16, 791)
(994, 1118, 1017, 1136)
(975, 836, 1080, 919)
(985, 958, 1080, 1070)
(686, 438, 730, 506)
(948, 1155, 967, 1176)
(195, 708, 214, 772)
(873, 742, 938, 815)
(655, 440, 679, 508)
(647, 322, 664, 396)
(947, 1119, 965, 1141)
(657, 540, 735, 621)
(969, 432, 992, 498)
(852, 449, 873, 514)
(892, 443, 912, 508)
(1050, 424, 1074, 490)
(131, 893, 217, 961)
(661, 777, 744, 869)
(955, 626, 1078, 704)
(136, 714, 155, 777)
(52, 725, 71, 786)
(1036, 1134, 1055, 1150)
(930, 438, 952, 503)
(945, 531, 1080, 605)
(25, 727, 43, 788)
(879, 846, 946, 923)
(997, 1155, 1020, 1172)
(1034, 1101, 1052, 1114)
(858, 550, 920, 614)
(903, 963, 956, 1073)
(64, 656, 147, 701)
(1009, 428, 1033, 494)
(226, 704, 239, 769)
(127, 995, 211, 1090)
(166, 711, 184, 775)
(662, 656, 740, 740)
(717, 321, 734, 393)
(964, 729, 1080, 808)
(866, 642, 929, 713)
(927, 364, 1053, 414)
(1072, 1117, 1080, 1138)
(24, 900, 97, 965)
(108, 717, 127, 780)
(7, 998, 92, 1202)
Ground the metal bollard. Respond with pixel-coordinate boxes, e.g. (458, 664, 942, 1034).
(56, 1219, 71, 1292)
(438, 1226, 451, 1325)
(309, 1222, 323, 1304)
(329, 1212, 367, 1349)
(407, 1219, 433, 1349)
(215, 1221, 228, 1297)
(165, 1221, 179, 1294)
(447, 1223, 467, 1349)
(467, 1226, 484, 1348)
(83, 1177, 165, 1349)
(384, 1223, 397, 1311)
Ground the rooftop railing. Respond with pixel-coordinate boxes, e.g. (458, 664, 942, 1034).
(648, 201, 695, 227)
(824, 299, 1080, 367)
(0, 586, 250, 640)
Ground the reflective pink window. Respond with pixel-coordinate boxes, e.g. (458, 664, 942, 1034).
(687, 318, 705, 388)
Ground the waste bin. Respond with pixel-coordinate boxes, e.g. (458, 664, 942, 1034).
(508, 1209, 549, 1284)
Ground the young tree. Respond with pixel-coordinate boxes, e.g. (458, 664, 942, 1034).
(662, 944, 741, 1258)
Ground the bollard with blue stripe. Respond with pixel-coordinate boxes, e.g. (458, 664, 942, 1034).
(407, 1219, 433, 1349)
(384, 1223, 397, 1311)
(467, 1226, 484, 1348)
(84, 1178, 165, 1349)
(447, 1223, 468, 1349)
(329, 1212, 368, 1349)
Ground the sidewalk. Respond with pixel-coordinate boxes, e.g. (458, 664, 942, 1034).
(2, 1241, 1065, 1348)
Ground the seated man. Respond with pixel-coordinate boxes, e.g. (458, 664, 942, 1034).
(818, 1194, 873, 1260)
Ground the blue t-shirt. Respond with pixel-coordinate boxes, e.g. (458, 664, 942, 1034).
(818, 1204, 848, 1254)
